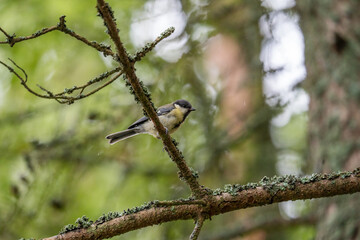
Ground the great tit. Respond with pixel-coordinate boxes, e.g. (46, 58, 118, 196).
(106, 99, 196, 144)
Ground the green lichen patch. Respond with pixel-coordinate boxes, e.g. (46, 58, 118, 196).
(216, 170, 357, 197)
(59, 224, 78, 234)
(59, 215, 93, 234)
(75, 215, 93, 228)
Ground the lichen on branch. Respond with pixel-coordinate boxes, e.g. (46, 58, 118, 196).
(44, 169, 360, 240)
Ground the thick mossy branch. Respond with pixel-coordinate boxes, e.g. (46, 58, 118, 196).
(96, 0, 206, 198)
(44, 169, 360, 240)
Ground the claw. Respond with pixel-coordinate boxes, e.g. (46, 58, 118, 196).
(165, 127, 169, 135)
(162, 146, 169, 153)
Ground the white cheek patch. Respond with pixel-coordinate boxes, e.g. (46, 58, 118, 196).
(174, 104, 188, 114)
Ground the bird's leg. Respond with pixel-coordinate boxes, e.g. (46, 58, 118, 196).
(162, 128, 169, 152)
(162, 145, 169, 153)
(157, 127, 169, 138)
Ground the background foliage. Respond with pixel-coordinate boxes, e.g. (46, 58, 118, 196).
(1, 1, 319, 239)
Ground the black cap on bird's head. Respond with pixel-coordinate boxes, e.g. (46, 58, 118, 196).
(173, 99, 196, 111)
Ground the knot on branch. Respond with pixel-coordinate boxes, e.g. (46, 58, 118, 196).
(96, 42, 112, 57)
(7, 34, 16, 47)
(161, 26, 175, 38)
(178, 167, 199, 181)
(0, 27, 16, 47)
(58, 15, 67, 30)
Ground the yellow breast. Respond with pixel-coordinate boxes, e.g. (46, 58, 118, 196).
(157, 108, 184, 134)
(172, 107, 183, 121)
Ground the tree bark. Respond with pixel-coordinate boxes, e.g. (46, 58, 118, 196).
(44, 171, 360, 240)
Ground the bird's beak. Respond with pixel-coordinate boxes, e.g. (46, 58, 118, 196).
(190, 108, 196, 111)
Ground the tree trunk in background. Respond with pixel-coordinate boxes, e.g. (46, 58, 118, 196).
(299, 1, 360, 239)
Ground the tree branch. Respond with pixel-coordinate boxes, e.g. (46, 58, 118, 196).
(131, 27, 175, 62)
(43, 169, 360, 240)
(0, 16, 115, 57)
(96, 0, 206, 198)
(0, 59, 123, 104)
(190, 215, 205, 240)
(1, 15, 176, 105)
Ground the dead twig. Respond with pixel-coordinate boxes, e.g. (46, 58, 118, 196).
(1, 16, 175, 105)
(0, 16, 115, 57)
(131, 27, 175, 62)
(0, 59, 123, 104)
(190, 215, 205, 240)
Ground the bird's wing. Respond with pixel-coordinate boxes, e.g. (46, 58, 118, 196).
(156, 103, 175, 116)
(127, 103, 174, 129)
(127, 116, 149, 129)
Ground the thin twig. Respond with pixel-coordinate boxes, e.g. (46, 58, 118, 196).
(0, 59, 123, 104)
(53, 67, 121, 97)
(0, 27, 12, 38)
(1, 16, 175, 105)
(0, 60, 47, 99)
(132, 27, 175, 62)
(8, 58, 28, 81)
(190, 215, 205, 240)
(75, 71, 123, 100)
(0, 16, 115, 57)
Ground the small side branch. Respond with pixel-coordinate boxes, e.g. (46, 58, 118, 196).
(190, 215, 205, 240)
(0, 59, 123, 104)
(53, 67, 122, 97)
(1, 16, 175, 105)
(131, 27, 175, 62)
(0, 16, 115, 57)
(0, 27, 14, 40)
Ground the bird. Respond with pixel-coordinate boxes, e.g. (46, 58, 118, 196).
(106, 99, 196, 145)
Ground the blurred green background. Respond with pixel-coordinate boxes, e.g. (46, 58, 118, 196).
(0, 1, 313, 239)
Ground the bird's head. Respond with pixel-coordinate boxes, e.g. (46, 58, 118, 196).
(173, 99, 196, 114)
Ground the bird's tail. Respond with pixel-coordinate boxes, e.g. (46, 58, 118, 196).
(105, 128, 140, 144)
